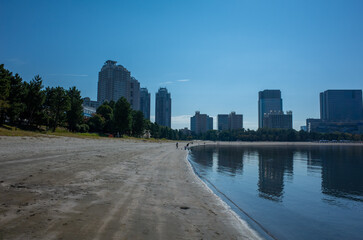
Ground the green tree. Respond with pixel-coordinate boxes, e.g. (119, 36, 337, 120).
(88, 114, 105, 132)
(23, 75, 46, 127)
(113, 97, 132, 135)
(44, 86, 70, 131)
(7, 73, 26, 124)
(108, 100, 116, 110)
(0, 64, 11, 124)
(132, 110, 145, 137)
(97, 104, 113, 120)
(66, 86, 83, 132)
(97, 103, 113, 132)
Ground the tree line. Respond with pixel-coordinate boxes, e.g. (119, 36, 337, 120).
(192, 128, 363, 142)
(0, 64, 85, 132)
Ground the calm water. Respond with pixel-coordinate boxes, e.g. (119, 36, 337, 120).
(188, 144, 363, 240)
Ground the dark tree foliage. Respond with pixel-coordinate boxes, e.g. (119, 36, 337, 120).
(0, 64, 12, 124)
(87, 114, 105, 132)
(108, 100, 116, 110)
(97, 103, 113, 120)
(0, 65, 88, 132)
(77, 123, 89, 133)
(96, 103, 114, 133)
(132, 111, 145, 137)
(113, 97, 132, 135)
(143, 121, 187, 140)
(7, 73, 26, 124)
(44, 86, 70, 131)
(66, 86, 83, 132)
(22, 75, 46, 127)
(190, 128, 363, 142)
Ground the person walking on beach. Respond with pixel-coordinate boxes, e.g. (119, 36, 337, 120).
(176, 142, 178, 149)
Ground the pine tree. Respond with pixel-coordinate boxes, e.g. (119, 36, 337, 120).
(66, 86, 83, 132)
(8, 73, 26, 124)
(132, 110, 145, 137)
(23, 75, 45, 127)
(0, 64, 11, 124)
(44, 86, 70, 131)
(113, 97, 132, 136)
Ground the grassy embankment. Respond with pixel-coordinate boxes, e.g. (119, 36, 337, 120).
(0, 125, 106, 138)
(0, 125, 173, 142)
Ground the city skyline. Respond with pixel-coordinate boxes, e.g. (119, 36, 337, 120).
(1, 1, 363, 130)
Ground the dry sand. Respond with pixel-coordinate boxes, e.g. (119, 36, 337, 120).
(0, 136, 261, 240)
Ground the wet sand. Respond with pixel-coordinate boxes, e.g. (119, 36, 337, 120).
(0, 137, 261, 240)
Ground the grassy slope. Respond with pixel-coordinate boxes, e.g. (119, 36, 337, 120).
(0, 125, 174, 142)
(0, 125, 108, 139)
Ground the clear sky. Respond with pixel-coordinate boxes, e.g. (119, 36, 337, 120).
(1, 0, 363, 130)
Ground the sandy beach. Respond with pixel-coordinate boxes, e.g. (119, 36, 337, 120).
(0, 136, 261, 240)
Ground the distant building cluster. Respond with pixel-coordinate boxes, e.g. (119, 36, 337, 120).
(189, 89, 292, 134)
(82, 60, 363, 134)
(83, 60, 171, 128)
(190, 111, 243, 134)
(217, 112, 243, 131)
(191, 111, 213, 134)
(258, 90, 293, 130)
(306, 90, 363, 134)
(263, 111, 292, 129)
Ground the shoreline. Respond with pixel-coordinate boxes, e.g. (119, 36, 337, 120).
(184, 151, 263, 240)
(0, 136, 261, 239)
(191, 140, 363, 147)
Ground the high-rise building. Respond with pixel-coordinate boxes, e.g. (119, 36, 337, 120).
(229, 112, 243, 130)
(217, 114, 229, 131)
(258, 90, 283, 128)
(97, 60, 140, 110)
(263, 111, 293, 129)
(140, 88, 150, 120)
(155, 88, 171, 128)
(320, 90, 363, 122)
(191, 111, 213, 134)
(130, 77, 140, 111)
(98, 60, 131, 103)
(306, 90, 363, 133)
(218, 112, 243, 131)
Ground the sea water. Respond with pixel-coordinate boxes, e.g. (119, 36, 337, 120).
(188, 144, 363, 240)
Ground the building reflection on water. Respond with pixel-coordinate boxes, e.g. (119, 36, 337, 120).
(216, 146, 245, 176)
(308, 146, 363, 202)
(190, 145, 363, 203)
(257, 147, 293, 202)
(190, 146, 214, 168)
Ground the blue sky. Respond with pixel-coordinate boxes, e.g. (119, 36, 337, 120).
(1, 0, 363, 130)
